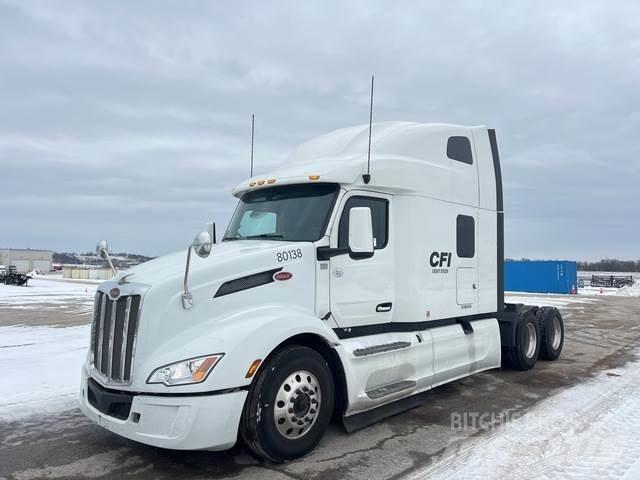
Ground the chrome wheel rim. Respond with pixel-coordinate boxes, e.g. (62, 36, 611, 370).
(273, 370, 321, 440)
(524, 322, 537, 359)
(551, 317, 562, 350)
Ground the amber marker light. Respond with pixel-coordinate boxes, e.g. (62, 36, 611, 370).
(245, 359, 262, 378)
(267, 178, 276, 184)
(309, 175, 320, 181)
(192, 357, 218, 382)
(249, 182, 256, 187)
(257, 180, 266, 185)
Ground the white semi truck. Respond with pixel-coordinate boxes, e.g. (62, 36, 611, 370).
(80, 122, 564, 462)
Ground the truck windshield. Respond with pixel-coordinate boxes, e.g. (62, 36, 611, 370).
(224, 183, 340, 242)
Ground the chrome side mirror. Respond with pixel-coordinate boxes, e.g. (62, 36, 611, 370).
(348, 207, 374, 259)
(182, 226, 215, 309)
(96, 240, 109, 259)
(192, 231, 212, 258)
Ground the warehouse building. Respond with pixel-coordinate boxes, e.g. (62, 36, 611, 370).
(0, 248, 53, 273)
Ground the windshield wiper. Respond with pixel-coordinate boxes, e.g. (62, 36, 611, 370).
(223, 233, 284, 241)
(243, 233, 284, 239)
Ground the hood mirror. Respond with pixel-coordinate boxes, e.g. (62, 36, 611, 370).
(182, 222, 216, 310)
(96, 240, 109, 259)
(192, 231, 212, 258)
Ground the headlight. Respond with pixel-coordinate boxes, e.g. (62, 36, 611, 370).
(147, 354, 224, 386)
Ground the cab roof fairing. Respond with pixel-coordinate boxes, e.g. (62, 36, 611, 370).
(232, 122, 488, 199)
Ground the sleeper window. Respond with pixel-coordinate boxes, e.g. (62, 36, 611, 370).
(447, 136, 473, 165)
(456, 215, 475, 258)
(338, 197, 388, 250)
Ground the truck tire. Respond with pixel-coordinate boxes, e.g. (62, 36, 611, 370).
(502, 310, 540, 371)
(240, 345, 334, 462)
(537, 307, 564, 361)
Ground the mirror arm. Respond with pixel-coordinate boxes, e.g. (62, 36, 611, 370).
(316, 246, 349, 261)
(181, 246, 193, 310)
(349, 250, 374, 260)
(316, 246, 374, 261)
(100, 248, 117, 277)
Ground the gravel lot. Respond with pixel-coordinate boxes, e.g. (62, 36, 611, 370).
(1, 280, 639, 480)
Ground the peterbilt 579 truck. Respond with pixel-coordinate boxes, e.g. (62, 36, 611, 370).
(80, 122, 564, 462)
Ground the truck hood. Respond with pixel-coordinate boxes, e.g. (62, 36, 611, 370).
(117, 240, 295, 286)
(93, 239, 319, 392)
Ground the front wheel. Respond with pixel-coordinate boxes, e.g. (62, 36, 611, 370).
(240, 345, 334, 462)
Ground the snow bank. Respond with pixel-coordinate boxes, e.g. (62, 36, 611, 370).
(410, 356, 640, 480)
(0, 324, 89, 421)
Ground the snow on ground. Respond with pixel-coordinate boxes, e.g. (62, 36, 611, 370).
(0, 324, 89, 422)
(504, 293, 598, 307)
(0, 277, 97, 310)
(579, 281, 640, 297)
(409, 355, 640, 480)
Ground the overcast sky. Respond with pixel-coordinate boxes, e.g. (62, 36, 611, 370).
(1, 1, 638, 260)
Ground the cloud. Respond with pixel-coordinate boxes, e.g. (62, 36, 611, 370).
(0, 0, 638, 259)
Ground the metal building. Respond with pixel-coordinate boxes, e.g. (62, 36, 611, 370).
(0, 248, 53, 273)
(505, 260, 578, 294)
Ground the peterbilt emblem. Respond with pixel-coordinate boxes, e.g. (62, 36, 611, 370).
(109, 287, 121, 299)
(274, 271, 293, 281)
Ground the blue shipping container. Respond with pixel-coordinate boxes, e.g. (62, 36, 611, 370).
(505, 260, 578, 294)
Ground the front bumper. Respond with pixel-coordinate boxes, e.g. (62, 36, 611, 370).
(79, 366, 247, 451)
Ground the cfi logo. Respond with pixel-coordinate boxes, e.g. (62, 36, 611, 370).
(429, 251, 452, 268)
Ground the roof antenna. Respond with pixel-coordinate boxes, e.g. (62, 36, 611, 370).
(363, 75, 374, 184)
(250, 113, 255, 177)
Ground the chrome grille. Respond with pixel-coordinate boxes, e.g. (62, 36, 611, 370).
(91, 290, 141, 383)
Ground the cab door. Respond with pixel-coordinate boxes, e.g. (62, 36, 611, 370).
(329, 192, 394, 329)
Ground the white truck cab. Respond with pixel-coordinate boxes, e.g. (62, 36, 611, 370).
(80, 122, 564, 462)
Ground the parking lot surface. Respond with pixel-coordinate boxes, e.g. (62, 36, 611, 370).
(1, 288, 639, 480)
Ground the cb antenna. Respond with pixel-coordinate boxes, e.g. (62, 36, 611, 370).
(363, 75, 374, 184)
(250, 113, 255, 177)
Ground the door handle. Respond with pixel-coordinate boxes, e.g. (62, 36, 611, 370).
(376, 302, 392, 313)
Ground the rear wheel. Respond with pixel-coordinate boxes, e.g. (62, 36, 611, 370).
(240, 345, 334, 462)
(502, 310, 540, 370)
(537, 307, 564, 360)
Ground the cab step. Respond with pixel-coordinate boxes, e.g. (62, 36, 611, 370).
(366, 380, 416, 399)
(353, 341, 411, 357)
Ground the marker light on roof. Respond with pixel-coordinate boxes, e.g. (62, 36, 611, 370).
(257, 180, 265, 185)
(267, 179, 276, 184)
(309, 175, 320, 181)
(249, 182, 256, 187)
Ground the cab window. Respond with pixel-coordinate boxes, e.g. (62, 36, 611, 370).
(338, 196, 389, 249)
